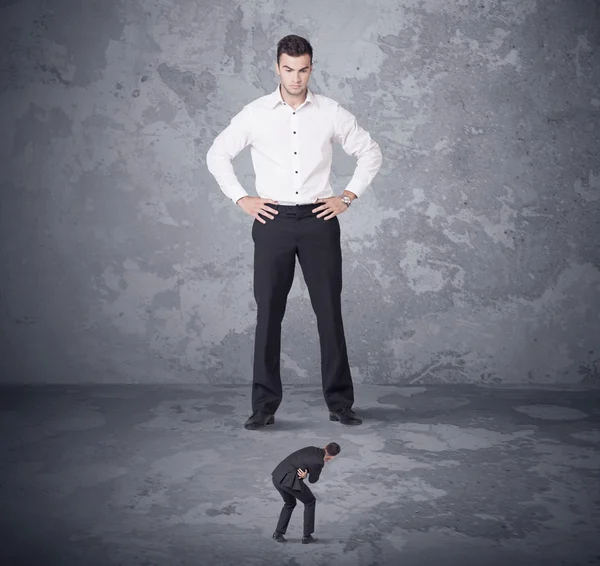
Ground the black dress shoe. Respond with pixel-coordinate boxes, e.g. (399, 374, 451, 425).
(273, 532, 286, 542)
(329, 407, 362, 425)
(244, 410, 275, 430)
(302, 534, 316, 544)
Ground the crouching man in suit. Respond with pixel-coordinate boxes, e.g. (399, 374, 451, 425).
(271, 442, 341, 543)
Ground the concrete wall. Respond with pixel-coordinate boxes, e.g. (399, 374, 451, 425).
(1, 0, 599, 385)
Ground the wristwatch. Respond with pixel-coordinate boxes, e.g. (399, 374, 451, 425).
(341, 195, 352, 207)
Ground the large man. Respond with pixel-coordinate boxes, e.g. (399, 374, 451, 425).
(207, 35, 382, 430)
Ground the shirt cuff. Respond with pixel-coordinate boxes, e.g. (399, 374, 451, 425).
(230, 187, 249, 204)
(344, 178, 368, 200)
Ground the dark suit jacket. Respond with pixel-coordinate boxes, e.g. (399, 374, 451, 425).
(272, 446, 326, 492)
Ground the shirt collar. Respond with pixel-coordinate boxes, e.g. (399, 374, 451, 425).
(271, 85, 317, 109)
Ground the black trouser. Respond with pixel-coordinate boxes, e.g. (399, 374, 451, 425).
(251, 203, 354, 415)
(273, 476, 316, 536)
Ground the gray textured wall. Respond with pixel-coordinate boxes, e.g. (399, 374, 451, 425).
(1, 0, 599, 385)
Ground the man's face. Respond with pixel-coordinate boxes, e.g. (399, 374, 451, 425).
(276, 53, 312, 97)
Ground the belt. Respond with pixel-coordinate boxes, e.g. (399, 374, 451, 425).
(272, 203, 316, 212)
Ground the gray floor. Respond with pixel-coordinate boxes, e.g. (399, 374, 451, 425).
(1, 384, 599, 566)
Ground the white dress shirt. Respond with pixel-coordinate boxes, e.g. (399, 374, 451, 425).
(206, 86, 382, 205)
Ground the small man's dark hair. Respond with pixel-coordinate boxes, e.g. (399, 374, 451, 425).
(277, 34, 313, 65)
(325, 442, 341, 457)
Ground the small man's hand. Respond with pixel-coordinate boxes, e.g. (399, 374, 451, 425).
(297, 468, 308, 479)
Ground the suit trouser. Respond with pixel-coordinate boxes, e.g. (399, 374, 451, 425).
(273, 476, 316, 536)
(251, 203, 354, 415)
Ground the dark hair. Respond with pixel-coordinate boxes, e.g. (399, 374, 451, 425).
(325, 442, 341, 457)
(277, 34, 313, 65)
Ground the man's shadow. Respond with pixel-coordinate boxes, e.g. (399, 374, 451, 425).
(359, 405, 467, 421)
(287, 537, 333, 544)
(271, 406, 412, 430)
(352, 406, 408, 422)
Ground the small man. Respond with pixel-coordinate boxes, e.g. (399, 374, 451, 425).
(270, 442, 341, 543)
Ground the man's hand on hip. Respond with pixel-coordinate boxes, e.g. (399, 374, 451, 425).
(312, 196, 350, 220)
(237, 196, 279, 224)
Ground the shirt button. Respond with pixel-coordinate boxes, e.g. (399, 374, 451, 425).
(294, 151, 297, 154)
(293, 131, 296, 134)
(293, 112, 295, 115)
(296, 191, 299, 194)
(295, 171, 298, 173)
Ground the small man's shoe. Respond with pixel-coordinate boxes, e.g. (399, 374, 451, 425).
(302, 534, 316, 544)
(244, 410, 275, 430)
(329, 407, 362, 426)
(273, 531, 286, 542)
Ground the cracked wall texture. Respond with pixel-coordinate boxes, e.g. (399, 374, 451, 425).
(1, 0, 599, 385)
